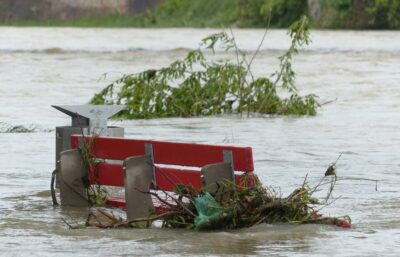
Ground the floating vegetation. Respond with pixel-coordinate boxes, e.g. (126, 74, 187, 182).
(91, 16, 319, 119)
(0, 122, 45, 133)
(83, 173, 351, 230)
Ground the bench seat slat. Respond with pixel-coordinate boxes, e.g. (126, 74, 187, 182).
(71, 135, 254, 172)
(89, 163, 123, 186)
(155, 167, 202, 191)
(89, 163, 243, 191)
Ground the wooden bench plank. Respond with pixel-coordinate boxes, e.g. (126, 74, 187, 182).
(71, 135, 254, 172)
(89, 163, 123, 186)
(154, 167, 203, 191)
(88, 163, 244, 191)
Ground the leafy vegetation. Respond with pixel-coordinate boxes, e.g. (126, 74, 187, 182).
(317, 0, 400, 29)
(2, 0, 399, 29)
(91, 16, 318, 119)
(260, 0, 308, 27)
(144, 0, 237, 27)
(366, 0, 400, 29)
(1, 0, 237, 28)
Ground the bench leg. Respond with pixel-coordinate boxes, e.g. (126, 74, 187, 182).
(201, 162, 234, 196)
(124, 155, 155, 222)
(59, 149, 88, 206)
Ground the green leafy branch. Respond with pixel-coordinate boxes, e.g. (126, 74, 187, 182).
(91, 16, 318, 118)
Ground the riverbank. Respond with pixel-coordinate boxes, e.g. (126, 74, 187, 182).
(1, 15, 147, 28)
(1, 0, 400, 29)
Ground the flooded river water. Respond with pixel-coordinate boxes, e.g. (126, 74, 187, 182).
(0, 28, 399, 256)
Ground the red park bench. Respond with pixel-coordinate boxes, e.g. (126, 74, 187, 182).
(59, 135, 255, 220)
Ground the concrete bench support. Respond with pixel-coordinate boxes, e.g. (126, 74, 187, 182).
(59, 149, 88, 206)
(124, 155, 155, 221)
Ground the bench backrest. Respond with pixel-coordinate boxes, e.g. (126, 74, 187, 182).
(71, 135, 254, 191)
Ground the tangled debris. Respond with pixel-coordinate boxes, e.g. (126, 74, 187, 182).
(82, 173, 351, 230)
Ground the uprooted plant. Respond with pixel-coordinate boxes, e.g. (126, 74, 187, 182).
(90, 16, 319, 118)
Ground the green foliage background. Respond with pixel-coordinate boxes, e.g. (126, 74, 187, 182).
(146, 0, 400, 29)
(2, 0, 399, 29)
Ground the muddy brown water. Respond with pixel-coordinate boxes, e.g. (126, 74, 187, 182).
(0, 28, 400, 256)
